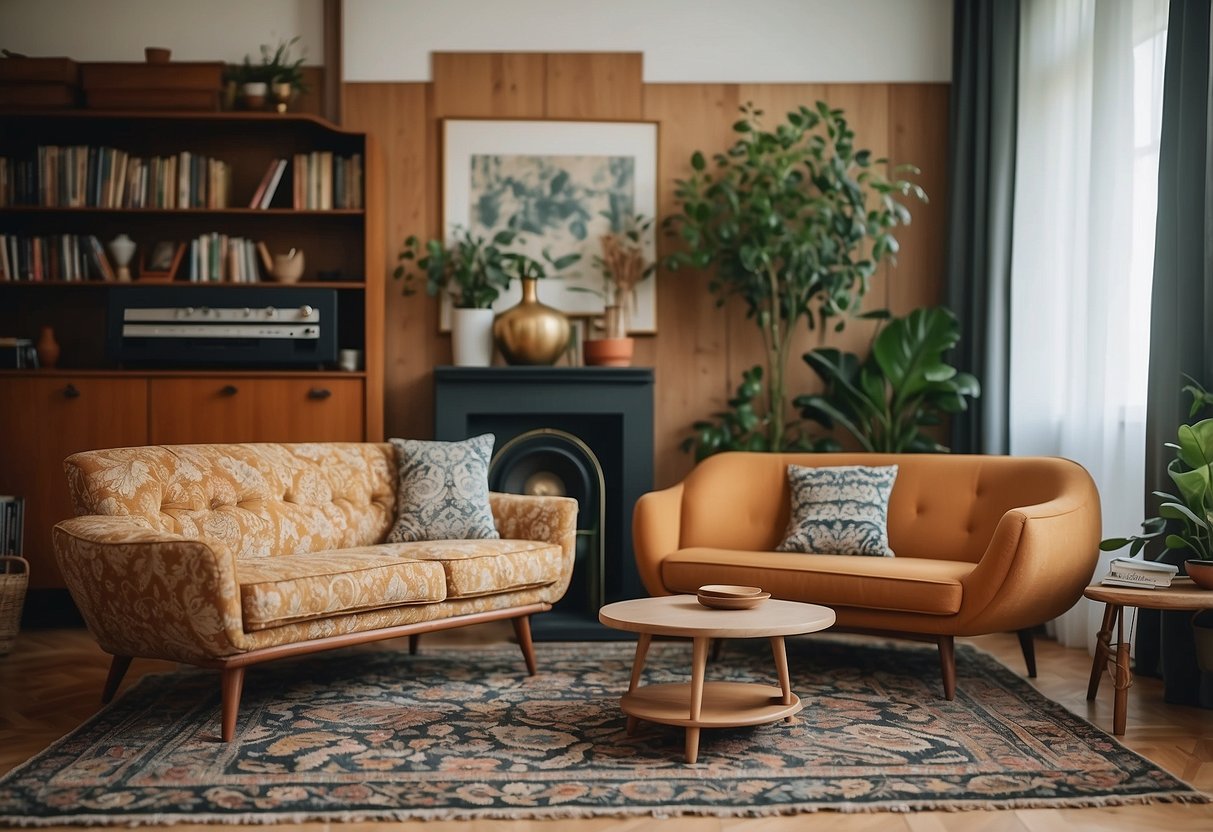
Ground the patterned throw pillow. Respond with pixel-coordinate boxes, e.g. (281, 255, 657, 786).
(387, 434, 500, 543)
(776, 464, 898, 557)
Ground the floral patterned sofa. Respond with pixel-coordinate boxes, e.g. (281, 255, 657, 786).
(53, 442, 577, 741)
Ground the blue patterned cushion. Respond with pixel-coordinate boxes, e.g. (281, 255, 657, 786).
(776, 464, 898, 557)
(386, 434, 500, 543)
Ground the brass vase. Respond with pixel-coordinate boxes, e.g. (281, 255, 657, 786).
(493, 277, 570, 365)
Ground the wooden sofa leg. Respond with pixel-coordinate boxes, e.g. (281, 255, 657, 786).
(1017, 628, 1037, 678)
(101, 655, 132, 704)
(512, 615, 537, 676)
(408, 634, 420, 655)
(220, 667, 246, 742)
(938, 636, 956, 701)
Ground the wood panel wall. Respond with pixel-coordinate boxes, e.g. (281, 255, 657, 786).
(343, 53, 949, 488)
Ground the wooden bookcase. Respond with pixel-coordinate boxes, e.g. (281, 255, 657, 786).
(0, 111, 384, 590)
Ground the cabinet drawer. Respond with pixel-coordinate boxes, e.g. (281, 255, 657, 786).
(0, 376, 148, 589)
(253, 379, 364, 442)
(149, 378, 258, 444)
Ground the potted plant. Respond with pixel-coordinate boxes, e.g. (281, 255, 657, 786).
(394, 227, 517, 367)
(666, 101, 925, 459)
(584, 213, 656, 367)
(1101, 377, 1213, 590)
(236, 36, 307, 110)
(795, 306, 981, 452)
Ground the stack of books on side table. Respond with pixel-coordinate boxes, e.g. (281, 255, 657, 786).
(1099, 557, 1180, 589)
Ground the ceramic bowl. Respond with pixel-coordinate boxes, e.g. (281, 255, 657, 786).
(697, 584, 764, 598)
(697, 591, 771, 610)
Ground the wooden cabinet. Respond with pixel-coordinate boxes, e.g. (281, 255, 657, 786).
(0, 111, 384, 590)
(149, 376, 363, 444)
(0, 376, 148, 589)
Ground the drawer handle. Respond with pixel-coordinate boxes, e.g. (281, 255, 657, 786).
(63, 383, 81, 399)
(307, 387, 332, 400)
(219, 384, 239, 397)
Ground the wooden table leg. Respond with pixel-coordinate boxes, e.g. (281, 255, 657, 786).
(770, 636, 794, 722)
(1087, 602, 1116, 701)
(685, 636, 709, 764)
(625, 633, 652, 736)
(1113, 606, 1130, 735)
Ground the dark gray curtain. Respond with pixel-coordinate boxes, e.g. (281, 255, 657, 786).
(1135, 0, 1213, 708)
(945, 0, 1018, 455)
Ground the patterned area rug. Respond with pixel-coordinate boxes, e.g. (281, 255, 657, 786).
(0, 638, 1205, 826)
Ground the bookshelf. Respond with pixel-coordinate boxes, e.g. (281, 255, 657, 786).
(0, 110, 385, 590)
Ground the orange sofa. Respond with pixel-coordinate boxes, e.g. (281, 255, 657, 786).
(633, 452, 1101, 698)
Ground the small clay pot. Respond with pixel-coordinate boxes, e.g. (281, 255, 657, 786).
(1186, 559, 1213, 590)
(583, 337, 634, 367)
(145, 47, 172, 63)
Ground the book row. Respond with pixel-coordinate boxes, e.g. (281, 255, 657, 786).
(0, 233, 115, 282)
(292, 152, 363, 210)
(0, 147, 231, 209)
(185, 234, 271, 284)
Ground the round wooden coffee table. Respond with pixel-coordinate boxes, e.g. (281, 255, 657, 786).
(1083, 579, 1213, 735)
(598, 595, 835, 763)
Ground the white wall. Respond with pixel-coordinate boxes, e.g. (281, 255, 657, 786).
(344, 0, 953, 83)
(0, 0, 323, 65)
(0, 0, 951, 83)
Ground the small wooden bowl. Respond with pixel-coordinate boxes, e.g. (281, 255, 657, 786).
(145, 47, 172, 63)
(697, 591, 771, 610)
(698, 584, 764, 599)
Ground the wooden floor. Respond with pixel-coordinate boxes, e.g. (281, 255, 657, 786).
(2, 624, 1211, 831)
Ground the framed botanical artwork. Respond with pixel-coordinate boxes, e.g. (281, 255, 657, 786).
(442, 118, 659, 333)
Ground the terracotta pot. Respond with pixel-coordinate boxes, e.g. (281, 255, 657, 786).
(492, 277, 569, 365)
(1186, 559, 1213, 590)
(35, 325, 60, 369)
(583, 337, 634, 367)
(144, 47, 172, 63)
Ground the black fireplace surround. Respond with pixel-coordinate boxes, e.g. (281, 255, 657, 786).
(434, 366, 654, 638)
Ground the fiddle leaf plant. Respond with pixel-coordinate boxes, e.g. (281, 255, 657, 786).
(1101, 377, 1213, 561)
(666, 101, 925, 458)
(795, 306, 980, 453)
(394, 226, 516, 309)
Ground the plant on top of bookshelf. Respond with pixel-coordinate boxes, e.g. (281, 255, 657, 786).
(235, 37, 307, 110)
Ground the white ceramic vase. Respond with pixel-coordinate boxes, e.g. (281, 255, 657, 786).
(451, 307, 495, 367)
(107, 234, 135, 282)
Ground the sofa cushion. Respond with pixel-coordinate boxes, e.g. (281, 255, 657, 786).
(387, 434, 500, 543)
(776, 464, 898, 557)
(398, 539, 566, 598)
(661, 547, 970, 615)
(237, 549, 448, 631)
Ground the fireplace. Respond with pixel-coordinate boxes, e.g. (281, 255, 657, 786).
(434, 366, 654, 638)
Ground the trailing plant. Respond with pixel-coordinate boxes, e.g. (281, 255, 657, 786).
(1101, 377, 1213, 561)
(794, 306, 980, 453)
(394, 227, 518, 309)
(681, 367, 840, 463)
(666, 101, 924, 457)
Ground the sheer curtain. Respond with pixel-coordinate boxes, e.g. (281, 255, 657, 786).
(1009, 0, 1168, 652)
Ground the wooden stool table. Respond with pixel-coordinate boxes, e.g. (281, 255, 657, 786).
(598, 595, 835, 764)
(1083, 578, 1213, 735)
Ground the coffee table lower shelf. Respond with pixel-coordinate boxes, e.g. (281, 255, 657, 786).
(622, 681, 802, 728)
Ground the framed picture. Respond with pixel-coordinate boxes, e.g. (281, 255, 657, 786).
(443, 118, 659, 333)
(139, 241, 185, 282)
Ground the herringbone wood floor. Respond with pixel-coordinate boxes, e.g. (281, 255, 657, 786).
(2, 625, 1211, 830)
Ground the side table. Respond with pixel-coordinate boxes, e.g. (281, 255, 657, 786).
(1083, 578, 1213, 735)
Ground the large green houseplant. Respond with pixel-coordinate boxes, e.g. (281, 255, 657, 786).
(394, 227, 519, 366)
(795, 307, 981, 452)
(666, 102, 925, 458)
(1101, 377, 1213, 588)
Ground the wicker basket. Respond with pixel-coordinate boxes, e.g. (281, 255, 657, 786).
(0, 555, 29, 656)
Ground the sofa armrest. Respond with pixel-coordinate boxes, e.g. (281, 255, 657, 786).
(53, 516, 250, 663)
(959, 490, 1102, 633)
(489, 491, 579, 569)
(633, 483, 684, 596)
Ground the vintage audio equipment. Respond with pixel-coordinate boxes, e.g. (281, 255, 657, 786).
(106, 287, 338, 367)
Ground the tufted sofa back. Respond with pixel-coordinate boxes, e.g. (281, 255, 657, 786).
(63, 443, 397, 559)
(678, 452, 1093, 563)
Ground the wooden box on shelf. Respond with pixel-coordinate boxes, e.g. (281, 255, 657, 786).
(81, 62, 223, 112)
(0, 57, 80, 111)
